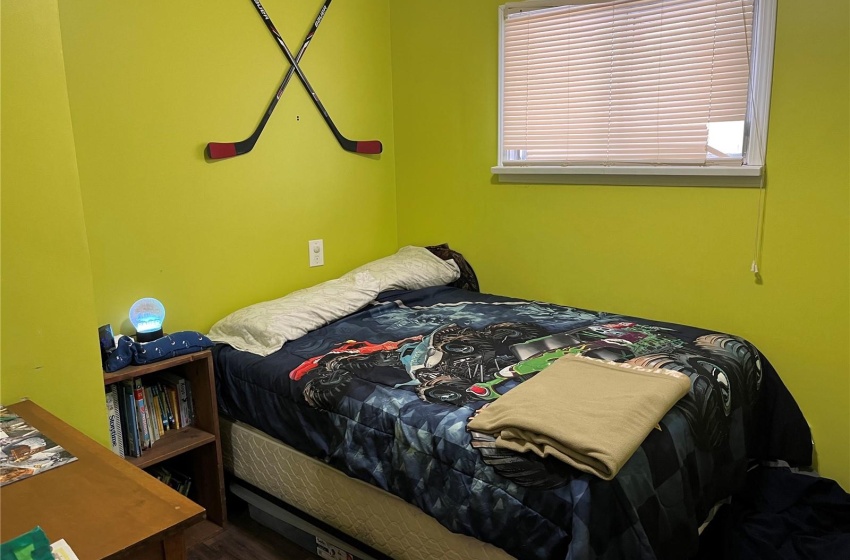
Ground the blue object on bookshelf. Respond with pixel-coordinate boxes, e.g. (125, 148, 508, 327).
(104, 331, 213, 372)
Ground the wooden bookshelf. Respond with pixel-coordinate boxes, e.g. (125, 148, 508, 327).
(103, 349, 226, 532)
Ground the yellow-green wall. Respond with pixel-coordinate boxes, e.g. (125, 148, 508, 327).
(57, 0, 397, 335)
(2, 0, 396, 444)
(1, 0, 110, 446)
(389, 1, 850, 488)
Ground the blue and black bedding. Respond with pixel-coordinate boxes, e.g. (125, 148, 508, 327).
(213, 286, 811, 560)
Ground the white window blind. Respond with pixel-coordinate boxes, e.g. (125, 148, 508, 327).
(501, 0, 755, 167)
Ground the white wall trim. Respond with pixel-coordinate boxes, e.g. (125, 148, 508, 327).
(492, 165, 764, 187)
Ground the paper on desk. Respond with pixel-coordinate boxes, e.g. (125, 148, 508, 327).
(0, 405, 78, 487)
(50, 539, 80, 560)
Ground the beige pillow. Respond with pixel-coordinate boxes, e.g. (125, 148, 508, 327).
(208, 272, 380, 356)
(343, 246, 460, 293)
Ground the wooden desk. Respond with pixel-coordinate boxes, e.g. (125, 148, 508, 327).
(0, 400, 205, 559)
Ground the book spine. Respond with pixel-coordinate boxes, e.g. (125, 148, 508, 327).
(153, 385, 170, 431)
(129, 383, 142, 456)
(105, 386, 124, 458)
(158, 373, 185, 428)
(166, 468, 192, 496)
(115, 384, 128, 456)
(151, 465, 172, 485)
(120, 381, 141, 457)
(167, 386, 181, 428)
(105, 387, 118, 454)
(110, 385, 126, 458)
(133, 378, 151, 450)
(155, 386, 165, 435)
(177, 378, 191, 427)
(184, 380, 195, 426)
(162, 385, 175, 429)
(145, 386, 160, 441)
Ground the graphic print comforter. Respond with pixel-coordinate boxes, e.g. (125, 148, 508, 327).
(214, 287, 811, 560)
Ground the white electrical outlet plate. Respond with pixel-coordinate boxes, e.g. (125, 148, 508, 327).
(308, 239, 324, 267)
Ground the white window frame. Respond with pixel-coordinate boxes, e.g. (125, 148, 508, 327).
(492, 0, 777, 186)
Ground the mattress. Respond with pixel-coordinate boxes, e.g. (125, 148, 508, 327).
(222, 417, 512, 560)
(214, 285, 812, 559)
(224, 416, 729, 560)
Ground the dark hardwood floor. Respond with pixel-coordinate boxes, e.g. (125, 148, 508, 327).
(188, 502, 320, 560)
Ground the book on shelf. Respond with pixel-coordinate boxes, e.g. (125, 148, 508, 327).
(144, 386, 160, 442)
(151, 385, 168, 432)
(133, 378, 151, 450)
(148, 465, 192, 496)
(158, 372, 194, 428)
(150, 465, 172, 486)
(161, 385, 175, 429)
(165, 385, 180, 428)
(109, 372, 198, 458)
(185, 381, 196, 426)
(170, 469, 192, 496)
(160, 385, 176, 429)
(105, 385, 125, 458)
(118, 380, 142, 457)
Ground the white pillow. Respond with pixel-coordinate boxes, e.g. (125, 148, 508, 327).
(343, 246, 460, 293)
(208, 272, 380, 356)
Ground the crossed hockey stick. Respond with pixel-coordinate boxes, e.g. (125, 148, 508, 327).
(207, 0, 382, 159)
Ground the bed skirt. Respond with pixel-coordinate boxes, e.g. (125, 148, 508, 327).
(221, 417, 515, 560)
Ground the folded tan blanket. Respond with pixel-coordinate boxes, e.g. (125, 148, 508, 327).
(466, 354, 691, 480)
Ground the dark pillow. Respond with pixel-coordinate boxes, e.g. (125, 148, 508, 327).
(426, 243, 480, 292)
(104, 331, 214, 372)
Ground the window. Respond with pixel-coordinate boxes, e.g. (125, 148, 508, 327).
(493, 0, 776, 183)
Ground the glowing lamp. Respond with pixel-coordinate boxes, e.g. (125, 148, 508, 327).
(129, 297, 165, 342)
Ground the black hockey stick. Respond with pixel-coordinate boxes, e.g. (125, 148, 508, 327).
(250, 0, 382, 154)
(207, 0, 333, 159)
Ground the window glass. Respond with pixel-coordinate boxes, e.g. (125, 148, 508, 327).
(497, 0, 773, 177)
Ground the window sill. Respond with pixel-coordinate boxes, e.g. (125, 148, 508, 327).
(491, 164, 764, 187)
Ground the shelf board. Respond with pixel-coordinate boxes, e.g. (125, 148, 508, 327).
(128, 426, 216, 469)
(103, 349, 213, 385)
